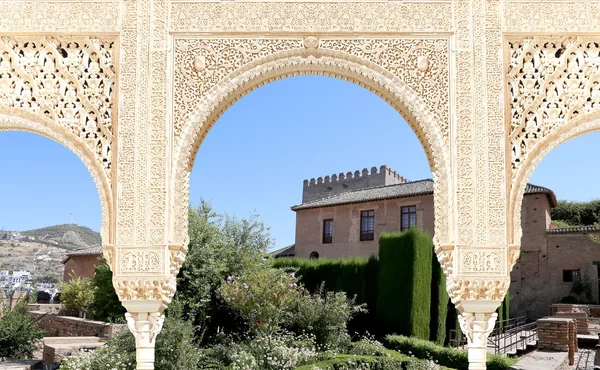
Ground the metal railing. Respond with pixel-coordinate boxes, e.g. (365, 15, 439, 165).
(488, 321, 538, 356)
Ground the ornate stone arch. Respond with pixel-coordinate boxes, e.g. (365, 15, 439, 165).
(171, 39, 452, 264)
(509, 110, 600, 247)
(0, 107, 113, 246)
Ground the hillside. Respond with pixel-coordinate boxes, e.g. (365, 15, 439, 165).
(20, 224, 101, 248)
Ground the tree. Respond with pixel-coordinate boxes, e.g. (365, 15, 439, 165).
(60, 275, 94, 318)
(175, 199, 274, 341)
(0, 301, 45, 360)
(92, 261, 126, 322)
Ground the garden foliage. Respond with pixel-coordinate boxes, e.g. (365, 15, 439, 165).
(429, 254, 448, 345)
(91, 260, 126, 322)
(60, 275, 94, 318)
(0, 301, 45, 361)
(383, 335, 518, 370)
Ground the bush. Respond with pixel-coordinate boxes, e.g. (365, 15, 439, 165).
(60, 299, 202, 370)
(0, 301, 45, 360)
(377, 230, 432, 340)
(220, 269, 301, 336)
(383, 335, 517, 370)
(295, 351, 406, 370)
(292, 283, 366, 351)
(273, 257, 378, 336)
(60, 276, 94, 318)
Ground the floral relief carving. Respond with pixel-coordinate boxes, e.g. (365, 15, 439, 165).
(508, 37, 600, 181)
(0, 36, 116, 176)
(114, 278, 176, 304)
(447, 277, 510, 304)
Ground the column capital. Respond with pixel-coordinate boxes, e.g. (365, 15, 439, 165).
(459, 311, 498, 370)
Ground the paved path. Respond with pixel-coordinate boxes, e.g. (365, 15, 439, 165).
(572, 348, 595, 370)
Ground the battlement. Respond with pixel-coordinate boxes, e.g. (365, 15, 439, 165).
(302, 165, 407, 203)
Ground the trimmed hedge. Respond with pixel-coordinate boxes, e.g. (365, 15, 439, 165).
(377, 229, 432, 340)
(383, 335, 518, 370)
(430, 255, 448, 345)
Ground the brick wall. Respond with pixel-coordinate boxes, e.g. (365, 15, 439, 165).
(63, 254, 101, 282)
(294, 194, 434, 258)
(537, 317, 578, 365)
(31, 311, 123, 337)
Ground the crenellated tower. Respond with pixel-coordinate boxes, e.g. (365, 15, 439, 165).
(302, 165, 407, 203)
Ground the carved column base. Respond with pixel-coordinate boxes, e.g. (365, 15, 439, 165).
(458, 301, 500, 370)
(123, 300, 165, 370)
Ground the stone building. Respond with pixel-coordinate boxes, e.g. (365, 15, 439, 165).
(62, 246, 102, 282)
(289, 165, 600, 317)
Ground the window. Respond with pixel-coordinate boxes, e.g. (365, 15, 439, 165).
(562, 269, 581, 283)
(360, 210, 375, 241)
(323, 219, 333, 244)
(401, 206, 417, 231)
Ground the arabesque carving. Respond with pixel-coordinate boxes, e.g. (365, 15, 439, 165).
(0, 36, 116, 176)
(508, 37, 600, 180)
(173, 37, 449, 148)
(447, 277, 510, 304)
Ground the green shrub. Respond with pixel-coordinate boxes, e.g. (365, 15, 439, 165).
(377, 230, 432, 340)
(383, 335, 517, 370)
(60, 275, 94, 318)
(292, 283, 366, 351)
(91, 260, 126, 322)
(0, 301, 45, 360)
(273, 256, 378, 335)
(430, 255, 448, 345)
(219, 269, 301, 336)
(60, 299, 202, 370)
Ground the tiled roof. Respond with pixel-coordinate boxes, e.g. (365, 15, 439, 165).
(547, 226, 600, 234)
(66, 245, 102, 256)
(291, 180, 558, 211)
(271, 244, 295, 258)
(62, 245, 102, 264)
(524, 183, 557, 207)
(291, 179, 434, 211)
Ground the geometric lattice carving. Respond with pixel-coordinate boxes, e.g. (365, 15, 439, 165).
(0, 36, 115, 175)
(508, 37, 600, 179)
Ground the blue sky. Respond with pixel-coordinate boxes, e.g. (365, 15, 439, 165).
(1, 75, 599, 249)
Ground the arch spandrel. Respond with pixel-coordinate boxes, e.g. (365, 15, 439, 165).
(171, 37, 453, 266)
(507, 36, 600, 248)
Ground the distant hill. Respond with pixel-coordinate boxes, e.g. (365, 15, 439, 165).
(21, 224, 101, 248)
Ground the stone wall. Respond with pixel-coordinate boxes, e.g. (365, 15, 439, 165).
(27, 304, 62, 314)
(31, 311, 122, 337)
(537, 317, 578, 365)
(294, 193, 434, 258)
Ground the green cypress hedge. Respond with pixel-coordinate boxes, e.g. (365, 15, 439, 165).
(376, 229, 432, 340)
(430, 254, 448, 345)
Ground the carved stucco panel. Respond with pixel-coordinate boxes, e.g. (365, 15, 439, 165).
(173, 37, 449, 149)
(0, 36, 116, 178)
(503, 2, 600, 33)
(0, 1, 120, 33)
(170, 2, 453, 34)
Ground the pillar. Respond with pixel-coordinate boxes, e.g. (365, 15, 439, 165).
(458, 302, 499, 370)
